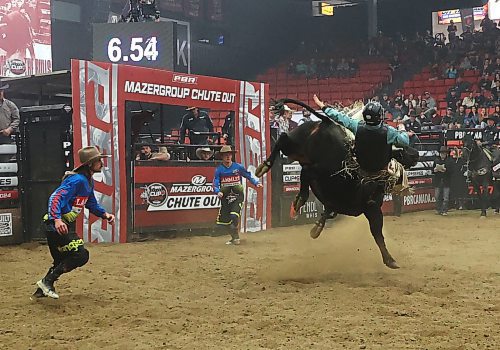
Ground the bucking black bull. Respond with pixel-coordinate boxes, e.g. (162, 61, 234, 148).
(256, 99, 418, 269)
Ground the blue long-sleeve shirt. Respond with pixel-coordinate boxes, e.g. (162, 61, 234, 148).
(323, 107, 410, 147)
(213, 162, 260, 194)
(48, 173, 106, 221)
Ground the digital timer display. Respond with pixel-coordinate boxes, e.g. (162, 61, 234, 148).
(92, 22, 174, 70)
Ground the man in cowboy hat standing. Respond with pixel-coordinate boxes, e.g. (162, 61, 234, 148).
(433, 146, 453, 216)
(0, 81, 19, 161)
(32, 146, 115, 299)
(480, 116, 498, 151)
(213, 145, 262, 245)
(179, 106, 214, 145)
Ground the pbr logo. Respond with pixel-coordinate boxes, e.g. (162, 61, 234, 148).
(172, 74, 197, 84)
(141, 183, 168, 207)
(8, 59, 26, 75)
(191, 175, 206, 186)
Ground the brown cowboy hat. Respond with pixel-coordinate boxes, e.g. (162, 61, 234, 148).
(215, 145, 236, 159)
(195, 146, 214, 159)
(73, 146, 111, 171)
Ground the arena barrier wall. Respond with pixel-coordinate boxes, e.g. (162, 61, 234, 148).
(71, 60, 270, 242)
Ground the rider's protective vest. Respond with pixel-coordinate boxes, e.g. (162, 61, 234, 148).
(355, 124, 393, 173)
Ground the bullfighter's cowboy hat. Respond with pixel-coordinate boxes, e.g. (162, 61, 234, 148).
(195, 146, 214, 159)
(73, 146, 111, 171)
(0, 81, 9, 90)
(215, 145, 236, 159)
(186, 106, 198, 111)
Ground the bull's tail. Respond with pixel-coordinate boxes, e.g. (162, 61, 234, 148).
(275, 98, 332, 124)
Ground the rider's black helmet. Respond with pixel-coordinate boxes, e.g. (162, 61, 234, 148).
(362, 102, 383, 126)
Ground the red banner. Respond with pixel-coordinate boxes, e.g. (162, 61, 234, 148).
(0, 0, 52, 77)
(0, 190, 18, 201)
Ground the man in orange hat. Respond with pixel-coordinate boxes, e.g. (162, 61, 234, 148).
(32, 146, 115, 299)
(213, 145, 262, 245)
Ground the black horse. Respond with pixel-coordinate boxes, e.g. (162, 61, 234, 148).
(257, 99, 414, 269)
(462, 134, 492, 217)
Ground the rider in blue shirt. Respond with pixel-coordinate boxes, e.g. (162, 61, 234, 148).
(213, 145, 261, 245)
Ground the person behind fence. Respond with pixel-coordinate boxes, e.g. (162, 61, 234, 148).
(433, 146, 453, 216)
(33, 146, 115, 299)
(313, 94, 415, 206)
(179, 106, 214, 145)
(221, 111, 235, 145)
(0, 81, 20, 162)
(213, 145, 262, 245)
(135, 143, 170, 161)
(195, 146, 214, 161)
(480, 116, 498, 151)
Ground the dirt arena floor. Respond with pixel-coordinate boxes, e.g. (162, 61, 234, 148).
(0, 210, 499, 350)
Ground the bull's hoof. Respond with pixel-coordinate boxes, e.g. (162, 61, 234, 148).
(310, 222, 325, 239)
(384, 259, 400, 269)
(255, 161, 271, 178)
(293, 194, 308, 213)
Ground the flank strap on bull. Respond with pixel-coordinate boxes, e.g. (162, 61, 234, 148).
(359, 159, 413, 195)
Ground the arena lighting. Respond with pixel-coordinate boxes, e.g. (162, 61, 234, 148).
(312, 0, 358, 17)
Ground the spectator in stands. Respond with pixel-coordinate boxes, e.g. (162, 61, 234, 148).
(336, 58, 350, 77)
(0, 81, 19, 162)
(389, 54, 401, 72)
(447, 20, 458, 44)
(481, 59, 494, 76)
(328, 58, 337, 77)
(394, 89, 404, 107)
(391, 102, 403, 122)
(404, 111, 421, 146)
(453, 105, 467, 128)
(179, 107, 214, 145)
(445, 64, 458, 79)
(433, 146, 453, 215)
(295, 61, 308, 75)
(287, 61, 296, 75)
(317, 58, 329, 79)
(222, 111, 235, 146)
(459, 56, 473, 70)
(424, 91, 436, 109)
(136, 143, 170, 161)
(404, 93, 417, 110)
(380, 93, 391, 112)
(491, 73, 500, 101)
(494, 57, 500, 72)
(475, 90, 486, 108)
(195, 147, 214, 161)
(452, 77, 472, 96)
(464, 106, 480, 129)
(415, 99, 427, 116)
(349, 57, 359, 76)
(447, 88, 461, 112)
(307, 58, 317, 78)
(441, 108, 455, 129)
(298, 108, 312, 126)
(481, 116, 499, 151)
(480, 15, 495, 34)
(462, 91, 476, 108)
(478, 73, 492, 91)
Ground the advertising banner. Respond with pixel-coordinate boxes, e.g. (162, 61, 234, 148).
(134, 165, 220, 229)
(72, 60, 270, 242)
(0, 0, 52, 77)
